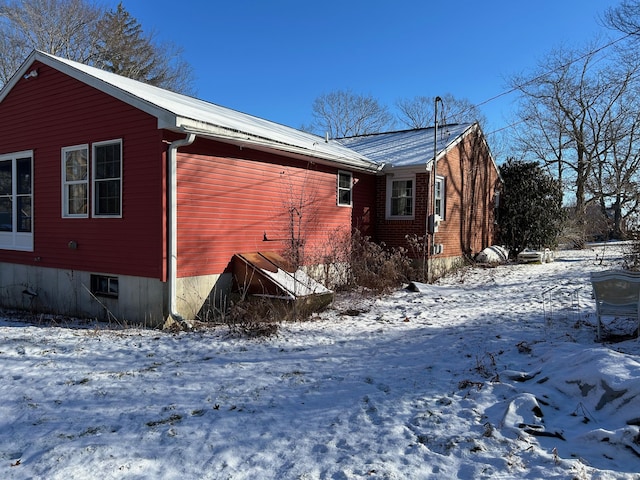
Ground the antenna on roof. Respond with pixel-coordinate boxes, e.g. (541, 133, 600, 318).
(325, 132, 329, 143)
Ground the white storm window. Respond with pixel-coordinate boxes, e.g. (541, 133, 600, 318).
(62, 145, 89, 217)
(435, 176, 446, 219)
(0, 150, 33, 251)
(387, 175, 415, 219)
(337, 171, 352, 206)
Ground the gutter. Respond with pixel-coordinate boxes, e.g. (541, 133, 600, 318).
(167, 133, 196, 327)
(174, 120, 383, 174)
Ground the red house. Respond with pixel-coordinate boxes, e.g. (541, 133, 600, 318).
(0, 50, 500, 326)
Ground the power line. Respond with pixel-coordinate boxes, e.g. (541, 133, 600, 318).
(475, 29, 640, 136)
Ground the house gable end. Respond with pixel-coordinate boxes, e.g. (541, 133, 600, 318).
(1, 51, 381, 174)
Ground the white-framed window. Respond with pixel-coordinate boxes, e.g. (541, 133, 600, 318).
(387, 175, 415, 219)
(0, 150, 33, 251)
(337, 171, 352, 207)
(435, 176, 446, 220)
(61, 139, 122, 219)
(62, 144, 89, 217)
(93, 140, 122, 217)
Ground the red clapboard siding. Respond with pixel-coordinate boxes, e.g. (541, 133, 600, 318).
(174, 138, 360, 277)
(0, 61, 166, 279)
(352, 173, 376, 238)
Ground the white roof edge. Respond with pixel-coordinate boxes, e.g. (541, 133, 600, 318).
(433, 122, 476, 164)
(177, 122, 383, 173)
(4, 50, 381, 173)
(29, 51, 179, 127)
(174, 117, 383, 173)
(472, 122, 502, 181)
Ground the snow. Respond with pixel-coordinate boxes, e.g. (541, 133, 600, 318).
(260, 266, 332, 298)
(336, 123, 473, 168)
(2, 244, 640, 479)
(25, 51, 378, 172)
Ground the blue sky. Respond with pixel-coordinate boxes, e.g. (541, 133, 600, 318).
(110, 1, 621, 136)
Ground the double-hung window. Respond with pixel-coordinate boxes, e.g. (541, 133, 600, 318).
(387, 175, 415, 219)
(93, 140, 122, 217)
(62, 139, 122, 218)
(0, 151, 33, 251)
(337, 171, 352, 206)
(62, 145, 89, 217)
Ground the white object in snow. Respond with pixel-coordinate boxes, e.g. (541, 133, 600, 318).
(518, 248, 554, 264)
(476, 245, 509, 264)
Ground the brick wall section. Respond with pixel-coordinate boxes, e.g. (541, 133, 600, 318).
(374, 127, 500, 259)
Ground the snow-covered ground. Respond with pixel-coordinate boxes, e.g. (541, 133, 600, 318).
(2, 244, 640, 479)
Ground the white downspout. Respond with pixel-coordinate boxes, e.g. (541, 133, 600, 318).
(167, 133, 196, 326)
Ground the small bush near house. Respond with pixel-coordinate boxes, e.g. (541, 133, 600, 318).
(317, 229, 414, 294)
(223, 299, 280, 338)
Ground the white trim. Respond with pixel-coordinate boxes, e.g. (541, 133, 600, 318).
(61, 144, 89, 218)
(0, 150, 33, 251)
(337, 170, 353, 207)
(92, 139, 123, 218)
(2, 51, 381, 174)
(386, 173, 415, 220)
(435, 175, 445, 220)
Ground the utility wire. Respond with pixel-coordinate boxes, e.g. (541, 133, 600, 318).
(469, 30, 640, 136)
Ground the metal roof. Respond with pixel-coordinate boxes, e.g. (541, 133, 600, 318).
(1, 50, 381, 173)
(335, 123, 475, 169)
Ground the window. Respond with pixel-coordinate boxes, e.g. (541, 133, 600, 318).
(61, 139, 122, 218)
(62, 145, 89, 217)
(387, 175, 414, 218)
(337, 171, 352, 206)
(93, 140, 122, 217)
(0, 151, 33, 251)
(90, 274, 119, 298)
(435, 176, 446, 219)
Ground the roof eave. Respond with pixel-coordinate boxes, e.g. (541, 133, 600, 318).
(170, 120, 383, 174)
(5, 51, 382, 174)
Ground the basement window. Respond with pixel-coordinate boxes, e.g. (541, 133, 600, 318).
(90, 274, 119, 298)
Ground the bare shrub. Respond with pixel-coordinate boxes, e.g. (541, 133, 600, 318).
(310, 228, 416, 294)
(405, 234, 430, 282)
(224, 298, 280, 338)
(325, 229, 414, 294)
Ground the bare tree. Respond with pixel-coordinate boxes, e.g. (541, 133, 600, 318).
(0, 0, 194, 93)
(0, 0, 103, 85)
(309, 89, 395, 138)
(602, 1, 640, 36)
(511, 42, 640, 240)
(395, 93, 487, 129)
(588, 92, 640, 237)
(512, 47, 618, 207)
